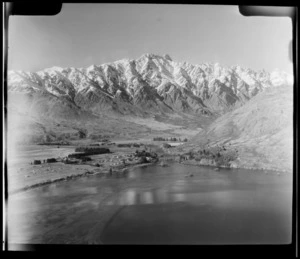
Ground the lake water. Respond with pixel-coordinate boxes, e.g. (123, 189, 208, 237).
(7, 162, 292, 245)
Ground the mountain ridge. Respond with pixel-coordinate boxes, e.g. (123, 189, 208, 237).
(176, 83, 293, 172)
(8, 53, 293, 118)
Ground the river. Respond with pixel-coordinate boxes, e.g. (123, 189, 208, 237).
(7, 162, 292, 245)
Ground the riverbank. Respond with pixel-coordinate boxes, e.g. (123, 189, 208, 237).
(8, 162, 156, 195)
(7, 142, 291, 195)
(178, 159, 291, 174)
(7, 143, 161, 195)
(160, 152, 291, 174)
(164, 144, 292, 174)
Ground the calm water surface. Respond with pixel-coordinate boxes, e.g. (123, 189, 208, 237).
(7, 163, 292, 245)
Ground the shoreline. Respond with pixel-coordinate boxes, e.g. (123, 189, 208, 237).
(8, 162, 156, 195)
(178, 160, 291, 174)
(8, 153, 291, 196)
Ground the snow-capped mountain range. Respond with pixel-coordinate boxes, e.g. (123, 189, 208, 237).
(8, 53, 293, 118)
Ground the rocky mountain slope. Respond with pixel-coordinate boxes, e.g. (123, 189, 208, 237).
(8, 53, 293, 119)
(7, 54, 293, 155)
(179, 83, 293, 172)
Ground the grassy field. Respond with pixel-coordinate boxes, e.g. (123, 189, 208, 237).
(7, 107, 208, 147)
(6, 141, 168, 194)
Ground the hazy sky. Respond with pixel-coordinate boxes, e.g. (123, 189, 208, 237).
(8, 4, 293, 73)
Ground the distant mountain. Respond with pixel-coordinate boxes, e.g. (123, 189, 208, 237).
(181, 83, 293, 172)
(7, 53, 293, 119)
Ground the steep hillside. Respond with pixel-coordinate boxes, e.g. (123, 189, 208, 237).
(8, 54, 293, 118)
(179, 84, 293, 172)
(7, 54, 293, 147)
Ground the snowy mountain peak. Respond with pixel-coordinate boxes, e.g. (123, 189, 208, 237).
(163, 54, 172, 61)
(43, 66, 64, 73)
(8, 54, 293, 117)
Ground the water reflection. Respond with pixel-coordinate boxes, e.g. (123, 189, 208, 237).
(124, 190, 136, 205)
(42, 185, 99, 197)
(7, 162, 292, 245)
(171, 180, 187, 192)
(105, 188, 186, 206)
(154, 189, 168, 204)
(73, 200, 100, 210)
(141, 192, 153, 204)
(127, 170, 143, 179)
(172, 193, 186, 202)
